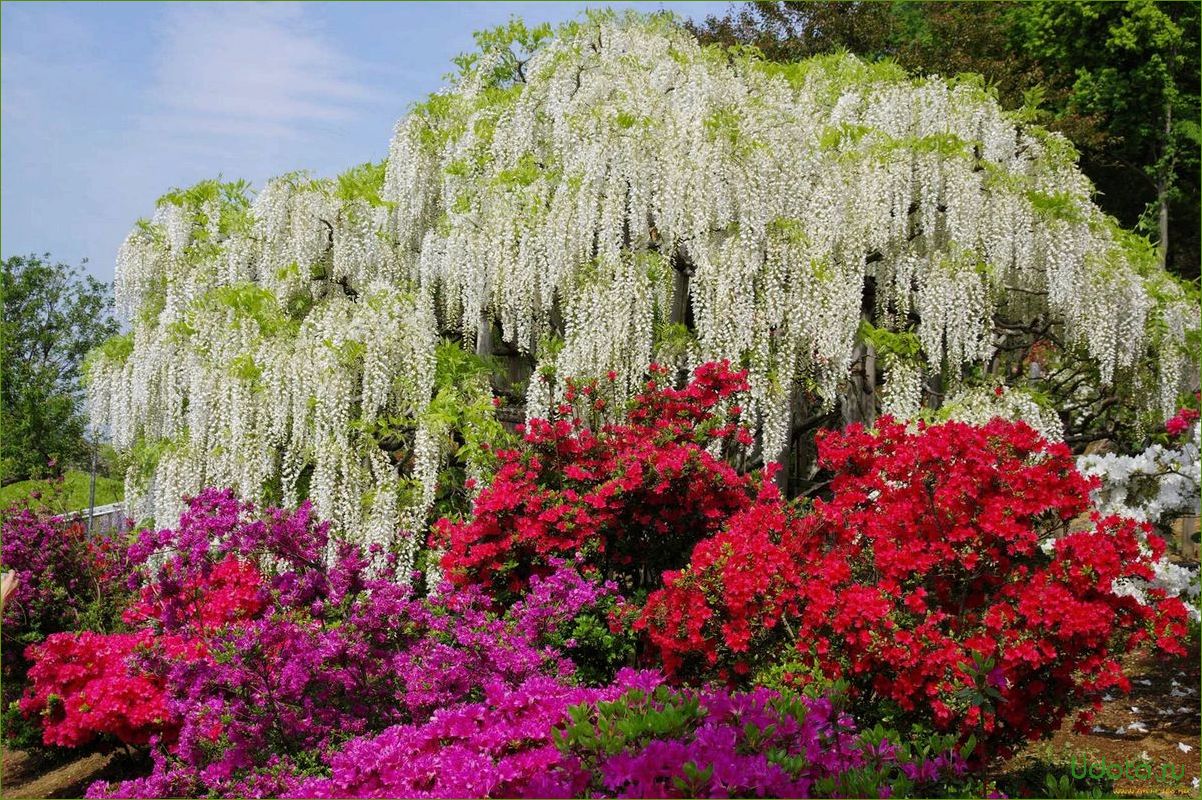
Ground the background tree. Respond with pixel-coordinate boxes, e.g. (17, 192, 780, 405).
(1, 254, 119, 483)
(690, 0, 1201, 280)
(1016, 1, 1200, 277)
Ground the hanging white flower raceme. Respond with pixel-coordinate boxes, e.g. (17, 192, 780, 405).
(90, 182, 438, 571)
(879, 356, 925, 420)
(942, 385, 1065, 443)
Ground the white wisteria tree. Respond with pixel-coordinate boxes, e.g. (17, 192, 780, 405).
(88, 12, 1200, 567)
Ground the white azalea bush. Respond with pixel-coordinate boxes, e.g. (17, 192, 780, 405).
(1079, 421, 1200, 524)
(1078, 414, 1201, 617)
(88, 12, 1199, 568)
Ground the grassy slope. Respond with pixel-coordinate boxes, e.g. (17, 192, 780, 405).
(0, 470, 123, 513)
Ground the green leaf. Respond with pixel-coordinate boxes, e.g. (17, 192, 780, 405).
(960, 733, 976, 760)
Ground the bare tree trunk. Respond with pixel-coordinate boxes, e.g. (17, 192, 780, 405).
(1158, 100, 1172, 269)
(476, 309, 492, 358)
(774, 406, 793, 492)
(863, 338, 877, 428)
(670, 265, 689, 327)
(670, 253, 694, 386)
(841, 338, 877, 427)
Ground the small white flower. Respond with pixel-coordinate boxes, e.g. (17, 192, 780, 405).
(1178, 741, 1193, 753)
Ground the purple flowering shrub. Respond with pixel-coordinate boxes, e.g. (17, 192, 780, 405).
(551, 684, 970, 799)
(1, 503, 133, 647)
(281, 677, 968, 799)
(289, 671, 665, 799)
(86, 489, 627, 798)
(1, 502, 133, 751)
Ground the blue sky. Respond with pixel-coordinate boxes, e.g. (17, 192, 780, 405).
(1, 1, 732, 283)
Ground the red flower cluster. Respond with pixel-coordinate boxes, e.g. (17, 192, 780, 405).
(641, 417, 1189, 757)
(637, 478, 820, 675)
(1165, 404, 1200, 438)
(18, 631, 201, 747)
(124, 555, 265, 632)
(22, 553, 266, 748)
(434, 361, 760, 591)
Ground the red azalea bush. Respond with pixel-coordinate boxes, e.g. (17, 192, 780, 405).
(434, 362, 760, 593)
(122, 554, 265, 633)
(636, 482, 824, 678)
(18, 630, 202, 747)
(641, 417, 1189, 758)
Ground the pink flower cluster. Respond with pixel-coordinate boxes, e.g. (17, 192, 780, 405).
(289, 675, 966, 798)
(18, 630, 201, 747)
(289, 673, 660, 798)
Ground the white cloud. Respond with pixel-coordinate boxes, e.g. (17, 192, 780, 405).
(146, 2, 379, 139)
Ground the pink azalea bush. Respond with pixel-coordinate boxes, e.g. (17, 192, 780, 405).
(18, 630, 200, 747)
(287, 676, 967, 799)
(78, 489, 627, 797)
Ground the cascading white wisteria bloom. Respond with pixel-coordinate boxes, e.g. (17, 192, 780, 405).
(378, 16, 1194, 452)
(942, 385, 1066, 443)
(89, 13, 1198, 560)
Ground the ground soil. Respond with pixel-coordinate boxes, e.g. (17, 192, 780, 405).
(1002, 643, 1201, 798)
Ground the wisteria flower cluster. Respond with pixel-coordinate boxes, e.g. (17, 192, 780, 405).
(89, 13, 1198, 564)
